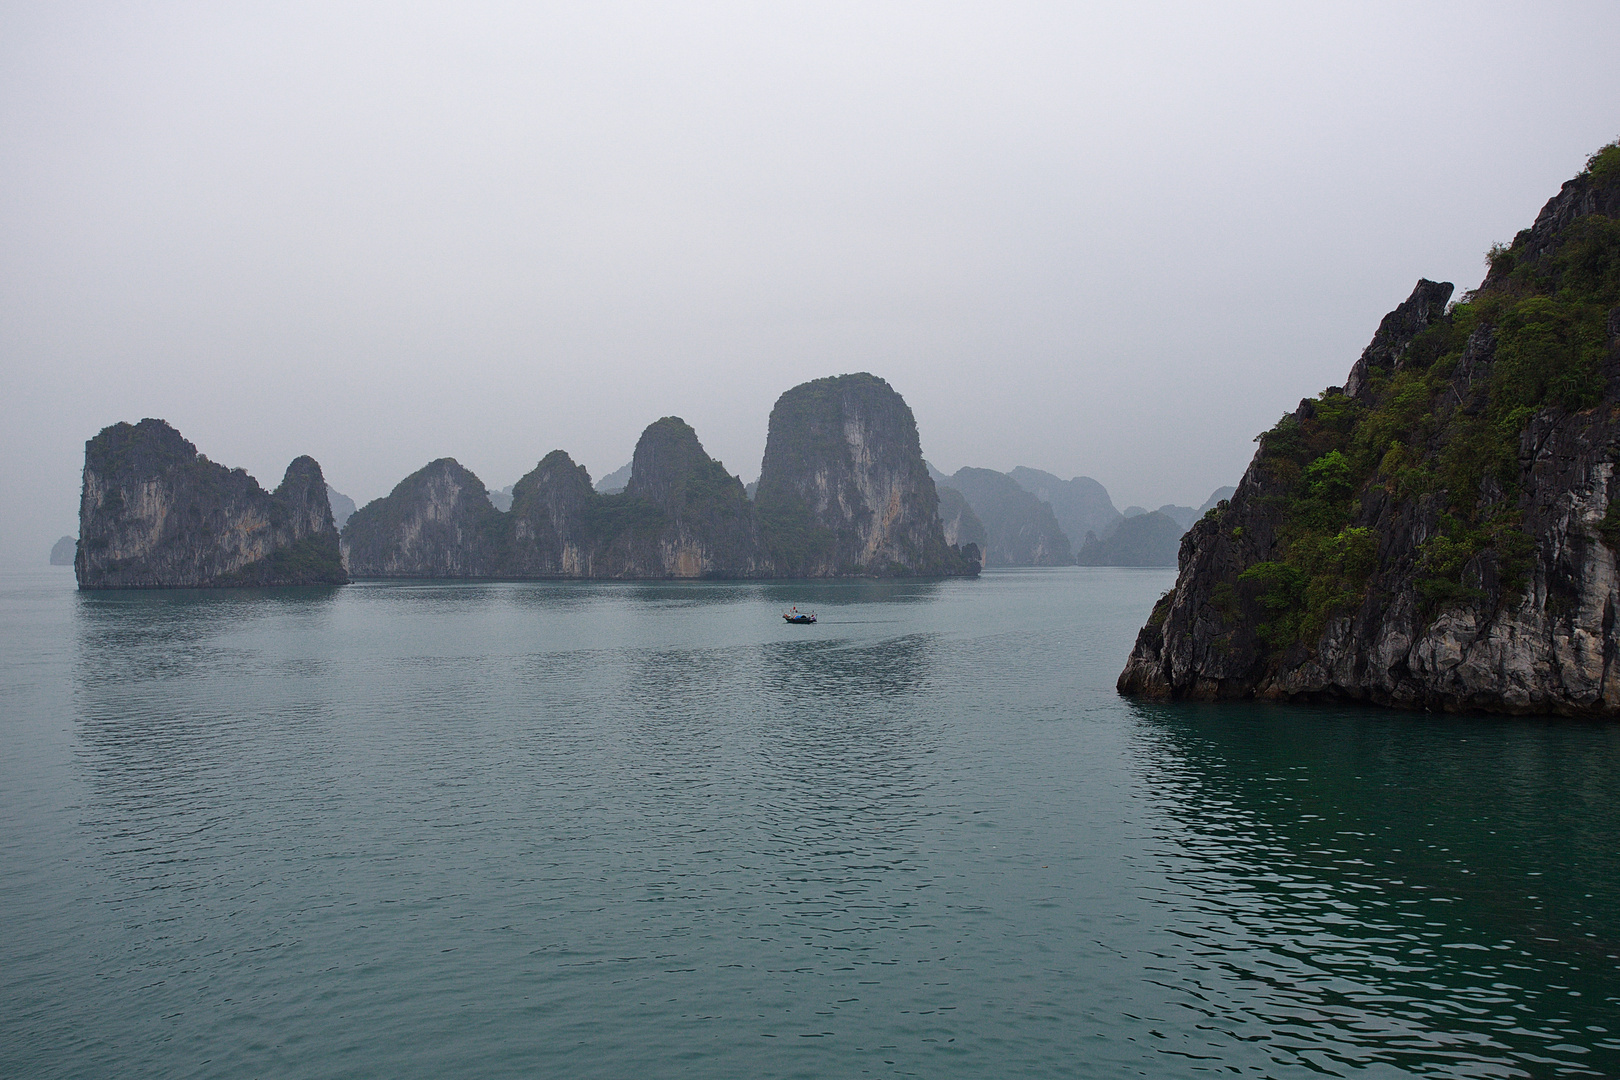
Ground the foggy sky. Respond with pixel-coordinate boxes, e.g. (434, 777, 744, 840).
(3, 1, 1617, 562)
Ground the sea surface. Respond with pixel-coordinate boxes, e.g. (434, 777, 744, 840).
(3, 565, 1618, 1078)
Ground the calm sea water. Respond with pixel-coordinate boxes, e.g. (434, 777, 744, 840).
(2, 565, 1618, 1078)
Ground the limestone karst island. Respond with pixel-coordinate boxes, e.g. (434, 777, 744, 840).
(1120, 142, 1620, 716)
(68, 144, 1620, 719)
(74, 373, 981, 589)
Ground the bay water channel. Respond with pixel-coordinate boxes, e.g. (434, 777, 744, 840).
(3, 565, 1618, 1077)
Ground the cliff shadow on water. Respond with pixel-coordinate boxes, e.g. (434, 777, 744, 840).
(1121, 141, 1620, 715)
(1122, 697, 1620, 1071)
(74, 584, 343, 682)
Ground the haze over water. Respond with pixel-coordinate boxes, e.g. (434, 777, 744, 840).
(3, 566, 1618, 1078)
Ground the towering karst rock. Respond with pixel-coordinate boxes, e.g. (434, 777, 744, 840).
(332, 374, 975, 580)
(507, 418, 765, 579)
(76, 418, 346, 588)
(504, 450, 600, 577)
(340, 458, 507, 578)
(344, 418, 768, 579)
(755, 373, 976, 576)
(1119, 143, 1620, 715)
(593, 417, 766, 577)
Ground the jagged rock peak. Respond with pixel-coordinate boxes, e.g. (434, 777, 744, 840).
(76, 418, 345, 589)
(626, 417, 744, 513)
(506, 450, 598, 578)
(277, 455, 338, 535)
(596, 416, 763, 578)
(1118, 142, 1620, 715)
(512, 450, 594, 509)
(340, 458, 505, 578)
(1343, 279, 1454, 399)
(756, 373, 976, 577)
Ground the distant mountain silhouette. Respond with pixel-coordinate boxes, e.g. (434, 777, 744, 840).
(1156, 504, 1198, 531)
(1006, 467, 1122, 546)
(1199, 486, 1236, 514)
(1077, 511, 1182, 567)
(935, 467, 1071, 566)
(594, 462, 632, 494)
(936, 486, 988, 552)
(327, 486, 357, 529)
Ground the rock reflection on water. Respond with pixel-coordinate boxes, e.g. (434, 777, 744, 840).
(758, 578, 945, 610)
(12, 567, 1619, 1079)
(73, 584, 342, 686)
(1129, 700, 1620, 1077)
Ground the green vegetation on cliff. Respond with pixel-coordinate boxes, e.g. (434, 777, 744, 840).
(1235, 142, 1620, 649)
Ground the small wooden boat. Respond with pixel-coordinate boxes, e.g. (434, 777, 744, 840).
(783, 611, 816, 624)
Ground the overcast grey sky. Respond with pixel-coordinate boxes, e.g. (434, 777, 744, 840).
(3, 1, 1617, 561)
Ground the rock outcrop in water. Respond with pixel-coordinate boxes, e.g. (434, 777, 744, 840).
(340, 458, 507, 578)
(344, 418, 770, 578)
(50, 536, 75, 565)
(502, 450, 599, 577)
(503, 418, 767, 578)
(76, 418, 346, 589)
(755, 373, 977, 576)
(1120, 143, 1620, 714)
(597, 417, 766, 577)
(326, 374, 976, 580)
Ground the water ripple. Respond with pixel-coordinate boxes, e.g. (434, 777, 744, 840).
(0, 567, 1616, 1078)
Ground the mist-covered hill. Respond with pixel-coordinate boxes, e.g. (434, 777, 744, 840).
(1007, 468, 1122, 545)
(930, 462, 1232, 567)
(935, 467, 1071, 566)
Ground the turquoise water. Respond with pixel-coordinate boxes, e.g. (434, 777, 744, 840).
(2, 566, 1618, 1078)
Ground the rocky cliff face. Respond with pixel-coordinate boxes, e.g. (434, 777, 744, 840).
(76, 418, 346, 588)
(347, 419, 767, 579)
(936, 486, 987, 552)
(504, 450, 599, 577)
(341, 458, 506, 578)
(755, 373, 976, 576)
(338, 375, 975, 580)
(595, 417, 766, 578)
(1120, 145, 1620, 715)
